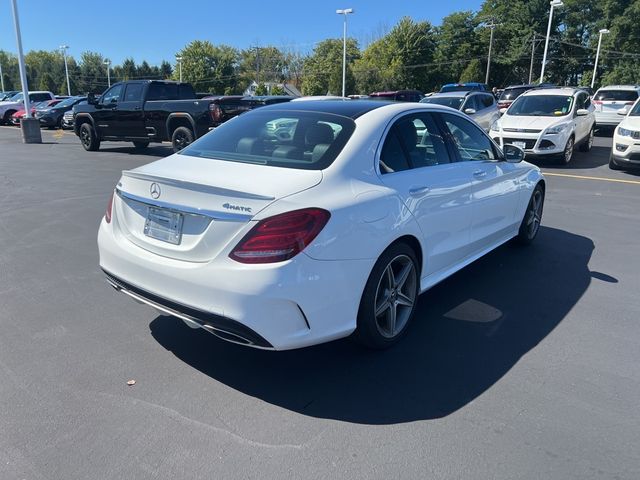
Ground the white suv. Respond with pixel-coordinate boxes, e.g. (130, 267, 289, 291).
(610, 97, 640, 170)
(593, 85, 640, 128)
(491, 87, 596, 164)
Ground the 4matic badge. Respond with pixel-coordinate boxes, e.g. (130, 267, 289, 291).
(223, 203, 252, 213)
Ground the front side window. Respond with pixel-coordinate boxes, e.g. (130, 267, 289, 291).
(181, 110, 355, 170)
(463, 96, 479, 112)
(439, 112, 498, 161)
(508, 95, 574, 117)
(101, 85, 123, 104)
(480, 94, 495, 108)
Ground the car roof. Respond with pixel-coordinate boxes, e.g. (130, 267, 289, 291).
(595, 85, 640, 91)
(521, 87, 582, 97)
(429, 91, 485, 98)
(256, 99, 399, 119)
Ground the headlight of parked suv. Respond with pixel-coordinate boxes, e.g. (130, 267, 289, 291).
(617, 126, 635, 137)
(545, 123, 569, 135)
(490, 120, 500, 132)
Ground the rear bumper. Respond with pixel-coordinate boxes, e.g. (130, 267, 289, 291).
(98, 218, 373, 350)
(103, 270, 274, 348)
(595, 112, 623, 127)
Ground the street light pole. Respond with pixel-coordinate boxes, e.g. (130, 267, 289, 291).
(11, 0, 41, 143)
(540, 0, 563, 83)
(0, 59, 5, 93)
(104, 60, 111, 87)
(591, 28, 610, 89)
(175, 56, 182, 83)
(60, 44, 71, 95)
(484, 22, 499, 85)
(336, 8, 354, 98)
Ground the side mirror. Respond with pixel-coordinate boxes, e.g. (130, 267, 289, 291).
(576, 108, 589, 116)
(503, 144, 525, 163)
(464, 108, 477, 115)
(617, 108, 628, 116)
(87, 93, 98, 105)
(499, 107, 508, 114)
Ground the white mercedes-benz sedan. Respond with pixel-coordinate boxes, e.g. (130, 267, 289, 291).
(98, 100, 545, 350)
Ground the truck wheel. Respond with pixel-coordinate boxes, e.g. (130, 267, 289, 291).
(133, 141, 149, 149)
(79, 123, 100, 151)
(172, 126, 194, 153)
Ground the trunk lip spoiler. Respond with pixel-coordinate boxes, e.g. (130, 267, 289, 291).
(116, 188, 253, 222)
(121, 170, 276, 201)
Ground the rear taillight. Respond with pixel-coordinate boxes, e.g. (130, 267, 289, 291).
(230, 208, 331, 264)
(105, 191, 114, 223)
(209, 104, 222, 122)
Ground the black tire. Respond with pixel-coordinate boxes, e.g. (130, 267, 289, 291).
(514, 183, 545, 245)
(578, 127, 594, 152)
(608, 152, 622, 170)
(558, 136, 574, 165)
(133, 140, 150, 149)
(3, 110, 15, 125)
(171, 126, 194, 153)
(353, 242, 420, 349)
(79, 123, 100, 151)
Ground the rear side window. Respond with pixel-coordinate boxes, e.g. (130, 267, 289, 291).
(479, 94, 495, 108)
(379, 113, 449, 174)
(147, 83, 179, 101)
(123, 83, 144, 102)
(30, 93, 51, 102)
(181, 110, 355, 170)
(595, 90, 638, 101)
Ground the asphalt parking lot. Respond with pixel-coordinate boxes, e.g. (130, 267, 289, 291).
(1, 126, 639, 479)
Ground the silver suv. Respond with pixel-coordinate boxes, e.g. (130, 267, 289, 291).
(420, 91, 500, 131)
(593, 85, 640, 128)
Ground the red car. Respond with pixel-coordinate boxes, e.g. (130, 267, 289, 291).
(10, 99, 62, 125)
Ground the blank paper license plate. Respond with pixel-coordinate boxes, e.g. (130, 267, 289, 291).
(513, 141, 527, 149)
(144, 207, 183, 244)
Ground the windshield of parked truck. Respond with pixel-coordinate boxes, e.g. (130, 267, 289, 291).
(508, 95, 574, 116)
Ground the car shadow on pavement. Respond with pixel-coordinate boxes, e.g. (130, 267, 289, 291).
(96, 145, 173, 157)
(150, 226, 594, 424)
(527, 146, 610, 170)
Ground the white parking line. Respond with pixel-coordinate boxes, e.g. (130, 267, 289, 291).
(543, 171, 640, 186)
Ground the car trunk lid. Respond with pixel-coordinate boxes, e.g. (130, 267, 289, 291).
(113, 154, 322, 262)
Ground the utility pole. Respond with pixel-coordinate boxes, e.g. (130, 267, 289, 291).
(485, 22, 498, 85)
(60, 45, 71, 95)
(528, 33, 543, 84)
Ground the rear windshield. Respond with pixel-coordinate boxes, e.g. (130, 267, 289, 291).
(421, 96, 464, 110)
(440, 85, 472, 93)
(595, 90, 638, 101)
(499, 87, 530, 101)
(180, 110, 355, 170)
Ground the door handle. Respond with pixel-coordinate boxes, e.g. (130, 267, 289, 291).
(409, 186, 431, 197)
(473, 170, 487, 178)
(134, 106, 142, 110)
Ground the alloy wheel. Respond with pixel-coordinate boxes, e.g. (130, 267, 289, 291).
(564, 137, 574, 164)
(526, 189, 543, 239)
(374, 254, 417, 339)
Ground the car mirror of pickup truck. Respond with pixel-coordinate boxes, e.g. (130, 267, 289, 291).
(87, 93, 98, 106)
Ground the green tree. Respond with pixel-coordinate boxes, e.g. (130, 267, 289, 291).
(78, 51, 107, 93)
(459, 59, 485, 82)
(433, 11, 481, 89)
(38, 72, 57, 92)
(354, 17, 436, 93)
(159, 60, 173, 79)
(270, 84, 285, 95)
(302, 38, 359, 95)
(174, 41, 240, 93)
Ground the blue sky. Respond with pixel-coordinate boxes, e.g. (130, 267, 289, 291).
(1, 0, 483, 65)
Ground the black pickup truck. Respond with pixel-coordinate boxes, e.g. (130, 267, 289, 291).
(74, 80, 219, 152)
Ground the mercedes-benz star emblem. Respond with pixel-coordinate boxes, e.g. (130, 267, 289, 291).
(150, 183, 161, 199)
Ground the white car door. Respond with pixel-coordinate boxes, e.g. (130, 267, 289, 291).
(437, 112, 524, 254)
(574, 91, 591, 141)
(377, 112, 475, 276)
